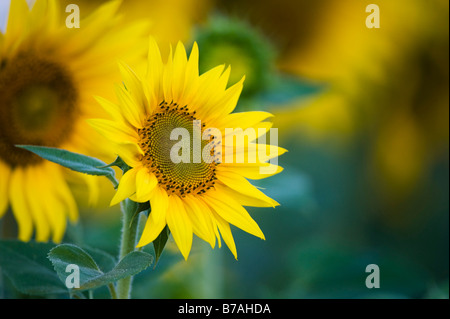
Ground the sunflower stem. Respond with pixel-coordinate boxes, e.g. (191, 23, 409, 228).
(116, 198, 140, 299)
(108, 283, 118, 299)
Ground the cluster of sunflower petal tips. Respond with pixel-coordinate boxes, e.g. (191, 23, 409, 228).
(22, 37, 286, 261)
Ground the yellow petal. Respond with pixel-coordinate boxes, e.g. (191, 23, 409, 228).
(183, 42, 199, 94)
(87, 118, 138, 144)
(5, 0, 29, 42)
(210, 210, 238, 260)
(0, 160, 11, 218)
(135, 168, 158, 202)
(214, 183, 276, 208)
(46, 162, 78, 224)
(214, 221, 222, 248)
(110, 168, 138, 206)
(146, 37, 164, 104)
(217, 111, 273, 130)
(233, 143, 287, 164)
(94, 95, 126, 123)
(171, 41, 188, 102)
(218, 163, 283, 180)
(206, 76, 245, 125)
(223, 121, 273, 143)
(37, 176, 67, 243)
(78, 173, 100, 207)
(136, 187, 169, 247)
(220, 123, 274, 155)
(149, 186, 169, 219)
(115, 83, 144, 129)
(166, 195, 193, 260)
(203, 188, 265, 240)
(162, 44, 174, 102)
(65, 0, 122, 53)
(185, 64, 225, 119)
(24, 166, 50, 242)
(216, 170, 279, 207)
(183, 195, 216, 248)
(118, 60, 147, 117)
(29, 0, 47, 31)
(34, 164, 68, 243)
(115, 142, 144, 168)
(9, 168, 33, 241)
(202, 65, 231, 112)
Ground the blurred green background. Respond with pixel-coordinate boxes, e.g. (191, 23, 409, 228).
(3, 0, 449, 299)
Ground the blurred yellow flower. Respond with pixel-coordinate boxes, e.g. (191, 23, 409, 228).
(0, 0, 147, 242)
(90, 39, 285, 260)
(60, 0, 213, 56)
(262, 0, 448, 201)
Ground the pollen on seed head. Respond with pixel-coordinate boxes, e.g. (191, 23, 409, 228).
(138, 100, 217, 197)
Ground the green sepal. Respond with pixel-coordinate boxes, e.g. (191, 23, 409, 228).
(152, 225, 170, 268)
(101, 156, 131, 174)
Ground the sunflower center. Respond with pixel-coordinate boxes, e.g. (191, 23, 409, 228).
(0, 54, 78, 167)
(138, 101, 217, 197)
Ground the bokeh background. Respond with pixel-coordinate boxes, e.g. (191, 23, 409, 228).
(2, 0, 449, 299)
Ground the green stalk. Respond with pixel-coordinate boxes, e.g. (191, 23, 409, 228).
(108, 283, 118, 299)
(116, 199, 140, 299)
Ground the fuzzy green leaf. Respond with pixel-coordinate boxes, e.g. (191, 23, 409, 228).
(16, 145, 118, 187)
(48, 244, 153, 292)
(0, 240, 67, 295)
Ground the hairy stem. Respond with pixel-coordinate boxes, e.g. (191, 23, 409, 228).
(116, 199, 140, 299)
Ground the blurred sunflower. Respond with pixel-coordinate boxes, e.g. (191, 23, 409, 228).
(59, 0, 213, 57)
(276, 0, 449, 205)
(0, 0, 147, 242)
(90, 39, 285, 260)
(222, 0, 448, 206)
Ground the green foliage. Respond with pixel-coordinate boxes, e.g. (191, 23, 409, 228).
(0, 240, 65, 296)
(48, 244, 153, 293)
(3, 146, 161, 299)
(0, 240, 153, 298)
(16, 145, 118, 188)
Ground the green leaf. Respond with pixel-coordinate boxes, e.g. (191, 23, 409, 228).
(16, 145, 118, 188)
(48, 244, 153, 292)
(0, 240, 67, 296)
(152, 225, 170, 268)
(83, 251, 153, 291)
(82, 246, 117, 273)
(48, 244, 102, 287)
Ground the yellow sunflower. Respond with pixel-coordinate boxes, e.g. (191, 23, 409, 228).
(0, 0, 147, 242)
(89, 38, 286, 260)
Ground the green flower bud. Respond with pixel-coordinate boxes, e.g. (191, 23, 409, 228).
(194, 16, 276, 101)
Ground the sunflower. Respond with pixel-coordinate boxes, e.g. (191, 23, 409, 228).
(89, 38, 286, 259)
(0, 0, 147, 242)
